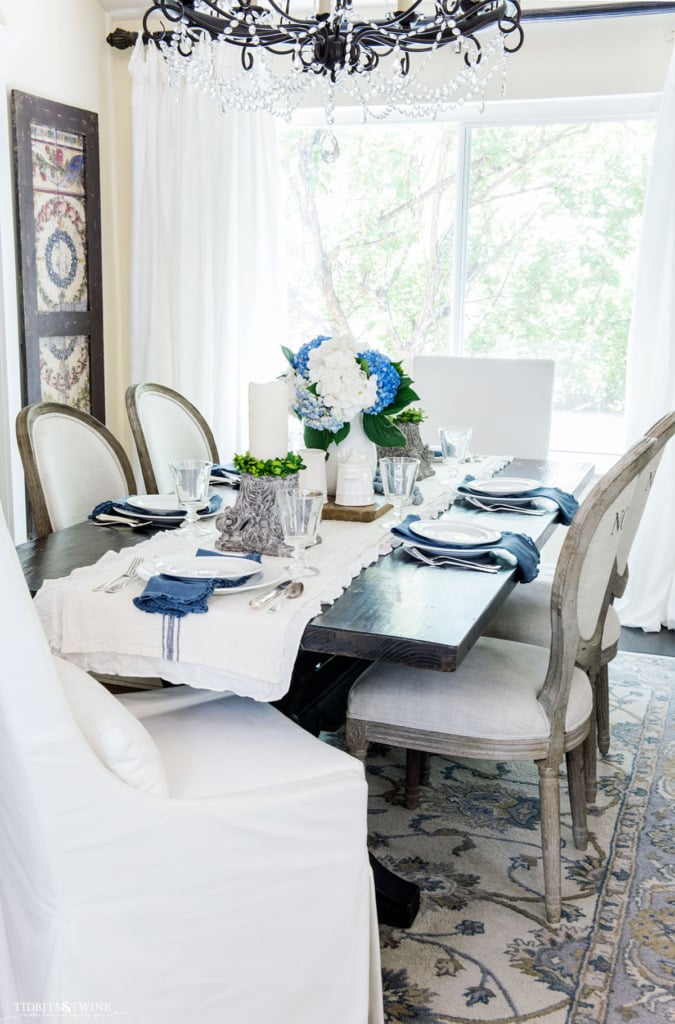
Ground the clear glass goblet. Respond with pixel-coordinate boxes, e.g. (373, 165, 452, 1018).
(438, 427, 473, 484)
(169, 459, 212, 539)
(276, 488, 324, 581)
(379, 456, 420, 528)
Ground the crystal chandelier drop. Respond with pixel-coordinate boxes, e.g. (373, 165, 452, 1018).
(142, 0, 524, 121)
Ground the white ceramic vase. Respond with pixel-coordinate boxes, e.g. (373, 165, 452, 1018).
(325, 415, 378, 497)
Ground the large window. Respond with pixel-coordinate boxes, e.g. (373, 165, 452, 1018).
(280, 105, 655, 458)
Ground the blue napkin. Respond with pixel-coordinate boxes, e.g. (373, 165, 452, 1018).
(373, 468, 424, 506)
(211, 462, 240, 482)
(133, 550, 262, 617)
(214, 462, 242, 485)
(457, 476, 578, 526)
(392, 515, 540, 583)
(132, 576, 217, 617)
(90, 493, 223, 521)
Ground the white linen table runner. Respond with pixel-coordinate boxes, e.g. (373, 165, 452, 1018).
(33, 460, 511, 701)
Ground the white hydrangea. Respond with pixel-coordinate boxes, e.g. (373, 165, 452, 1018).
(306, 335, 378, 423)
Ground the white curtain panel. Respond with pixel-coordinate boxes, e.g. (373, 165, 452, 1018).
(617, 46, 675, 631)
(129, 41, 288, 460)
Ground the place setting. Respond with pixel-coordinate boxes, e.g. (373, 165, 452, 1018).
(126, 486, 324, 619)
(454, 474, 580, 523)
(391, 514, 541, 581)
(131, 549, 288, 617)
(88, 459, 223, 532)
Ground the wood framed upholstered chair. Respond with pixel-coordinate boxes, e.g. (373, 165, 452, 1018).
(16, 402, 136, 538)
(483, 411, 675, 771)
(0, 502, 383, 1024)
(345, 434, 656, 924)
(126, 382, 220, 494)
(412, 355, 555, 459)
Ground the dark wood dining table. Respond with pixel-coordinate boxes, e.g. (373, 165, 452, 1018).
(17, 457, 593, 716)
(17, 455, 593, 929)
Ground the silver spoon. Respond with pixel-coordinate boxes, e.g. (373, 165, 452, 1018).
(267, 581, 304, 613)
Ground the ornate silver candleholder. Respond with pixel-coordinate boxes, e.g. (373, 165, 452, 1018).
(215, 472, 298, 556)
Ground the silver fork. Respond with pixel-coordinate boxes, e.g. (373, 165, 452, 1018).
(407, 546, 500, 574)
(464, 496, 546, 516)
(93, 555, 144, 593)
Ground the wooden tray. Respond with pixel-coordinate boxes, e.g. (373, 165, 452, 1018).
(322, 498, 392, 522)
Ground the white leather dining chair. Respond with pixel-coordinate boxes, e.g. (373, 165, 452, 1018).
(412, 355, 555, 459)
(126, 382, 220, 494)
(0, 502, 383, 1024)
(345, 433, 656, 924)
(16, 402, 137, 538)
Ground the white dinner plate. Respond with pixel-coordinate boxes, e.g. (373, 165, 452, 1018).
(408, 520, 502, 547)
(153, 555, 262, 581)
(137, 560, 285, 594)
(126, 494, 185, 514)
(464, 476, 541, 496)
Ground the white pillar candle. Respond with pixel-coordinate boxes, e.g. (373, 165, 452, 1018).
(248, 381, 289, 461)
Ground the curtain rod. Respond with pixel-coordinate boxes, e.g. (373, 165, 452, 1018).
(107, 2, 675, 49)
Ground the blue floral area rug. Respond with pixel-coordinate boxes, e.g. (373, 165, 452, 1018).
(362, 652, 675, 1024)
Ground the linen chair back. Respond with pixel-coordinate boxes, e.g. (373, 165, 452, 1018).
(16, 403, 136, 537)
(540, 434, 656, 751)
(126, 382, 219, 493)
(614, 411, 675, 579)
(412, 355, 555, 459)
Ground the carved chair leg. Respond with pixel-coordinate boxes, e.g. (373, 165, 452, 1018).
(583, 710, 598, 804)
(565, 745, 588, 850)
(420, 751, 431, 786)
(537, 761, 562, 925)
(405, 749, 423, 809)
(345, 718, 369, 762)
(596, 663, 611, 756)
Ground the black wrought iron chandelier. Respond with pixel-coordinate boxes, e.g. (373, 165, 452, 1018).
(138, 0, 524, 119)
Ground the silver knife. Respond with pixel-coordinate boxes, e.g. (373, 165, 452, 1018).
(249, 579, 294, 610)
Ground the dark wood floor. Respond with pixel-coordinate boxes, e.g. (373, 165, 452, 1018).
(619, 627, 675, 657)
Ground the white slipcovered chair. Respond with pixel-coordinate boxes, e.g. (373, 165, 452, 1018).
(0, 505, 383, 1024)
(483, 411, 675, 772)
(412, 355, 555, 459)
(16, 403, 137, 537)
(345, 434, 656, 924)
(126, 382, 220, 494)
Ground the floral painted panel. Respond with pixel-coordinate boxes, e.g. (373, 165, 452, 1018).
(39, 336, 91, 411)
(31, 123, 88, 313)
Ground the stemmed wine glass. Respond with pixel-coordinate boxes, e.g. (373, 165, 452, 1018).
(379, 456, 420, 527)
(438, 427, 473, 484)
(169, 459, 212, 538)
(276, 488, 324, 580)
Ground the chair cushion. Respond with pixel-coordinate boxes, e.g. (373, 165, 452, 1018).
(348, 637, 592, 742)
(54, 656, 169, 796)
(139, 694, 365, 800)
(483, 579, 621, 652)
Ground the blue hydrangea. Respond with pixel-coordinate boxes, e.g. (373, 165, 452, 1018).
(359, 350, 401, 414)
(293, 335, 331, 379)
(292, 386, 345, 434)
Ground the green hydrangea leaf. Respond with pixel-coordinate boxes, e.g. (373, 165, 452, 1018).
(362, 414, 406, 447)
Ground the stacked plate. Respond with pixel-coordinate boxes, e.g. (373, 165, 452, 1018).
(403, 520, 502, 557)
(460, 476, 542, 507)
(114, 494, 220, 524)
(137, 554, 285, 595)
